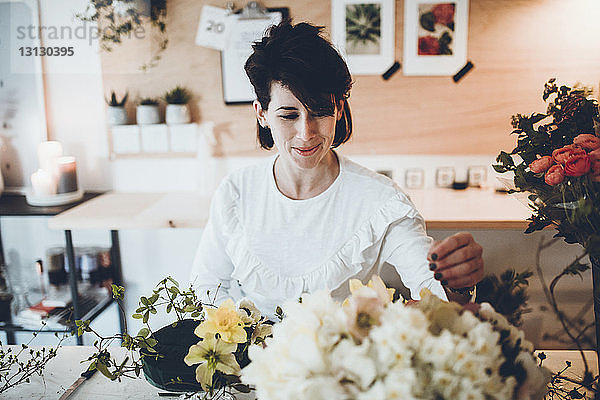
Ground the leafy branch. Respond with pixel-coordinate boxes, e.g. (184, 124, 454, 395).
(533, 238, 598, 398)
(78, 278, 206, 383)
(0, 323, 69, 394)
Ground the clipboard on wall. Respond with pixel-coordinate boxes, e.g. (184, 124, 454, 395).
(221, 3, 289, 105)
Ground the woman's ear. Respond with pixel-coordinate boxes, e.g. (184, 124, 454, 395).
(253, 100, 268, 128)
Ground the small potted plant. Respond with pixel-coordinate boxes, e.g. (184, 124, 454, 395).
(164, 85, 192, 125)
(105, 91, 128, 126)
(136, 98, 161, 125)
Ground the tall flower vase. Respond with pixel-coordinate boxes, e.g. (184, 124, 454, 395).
(591, 254, 600, 374)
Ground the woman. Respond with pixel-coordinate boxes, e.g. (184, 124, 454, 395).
(191, 21, 483, 317)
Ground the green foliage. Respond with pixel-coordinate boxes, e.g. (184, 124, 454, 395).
(139, 97, 159, 106)
(74, 0, 168, 71)
(81, 276, 205, 384)
(163, 85, 191, 105)
(0, 322, 69, 394)
(476, 269, 532, 326)
(493, 79, 600, 256)
(106, 91, 128, 107)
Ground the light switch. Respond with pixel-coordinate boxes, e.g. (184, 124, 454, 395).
(405, 168, 424, 189)
(436, 167, 455, 187)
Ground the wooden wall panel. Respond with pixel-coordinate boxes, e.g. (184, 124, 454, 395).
(100, 0, 600, 157)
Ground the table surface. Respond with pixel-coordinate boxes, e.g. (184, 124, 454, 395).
(48, 188, 531, 231)
(0, 192, 103, 217)
(49, 192, 212, 230)
(1, 346, 595, 399)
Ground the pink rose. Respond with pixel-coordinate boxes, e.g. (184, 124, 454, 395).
(589, 148, 600, 162)
(545, 164, 565, 185)
(591, 164, 600, 182)
(590, 152, 600, 182)
(564, 153, 591, 176)
(529, 156, 554, 173)
(573, 134, 600, 151)
(552, 145, 586, 164)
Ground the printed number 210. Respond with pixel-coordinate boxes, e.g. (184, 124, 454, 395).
(206, 20, 225, 33)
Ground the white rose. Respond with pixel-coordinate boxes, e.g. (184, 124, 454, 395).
(330, 339, 377, 390)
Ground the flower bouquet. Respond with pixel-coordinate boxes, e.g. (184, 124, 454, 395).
(242, 276, 550, 400)
(492, 79, 600, 381)
(492, 79, 600, 256)
(81, 278, 271, 399)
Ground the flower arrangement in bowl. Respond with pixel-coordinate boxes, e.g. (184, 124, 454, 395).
(80, 278, 271, 399)
(492, 79, 600, 256)
(242, 276, 550, 400)
(164, 85, 192, 125)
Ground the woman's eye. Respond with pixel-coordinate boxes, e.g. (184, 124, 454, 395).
(280, 114, 298, 120)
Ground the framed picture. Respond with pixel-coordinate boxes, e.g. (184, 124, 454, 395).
(331, 0, 395, 75)
(221, 7, 289, 104)
(403, 0, 469, 76)
(0, 0, 48, 190)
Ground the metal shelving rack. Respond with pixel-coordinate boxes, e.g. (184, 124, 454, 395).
(0, 191, 125, 345)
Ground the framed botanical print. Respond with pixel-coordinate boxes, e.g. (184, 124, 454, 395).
(403, 0, 469, 76)
(331, 0, 395, 75)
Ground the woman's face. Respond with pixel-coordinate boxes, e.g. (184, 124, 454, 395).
(254, 82, 342, 170)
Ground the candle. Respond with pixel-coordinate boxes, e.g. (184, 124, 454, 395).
(56, 156, 78, 194)
(37, 141, 63, 172)
(31, 169, 57, 196)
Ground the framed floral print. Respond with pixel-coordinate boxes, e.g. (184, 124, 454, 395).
(331, 0, 395, 75)
(402, 0, 469, 76)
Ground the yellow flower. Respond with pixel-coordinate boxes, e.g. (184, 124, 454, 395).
(344, 275, 396, 307)
(195, 298, 247, 343)
(184, 336, 241, 391)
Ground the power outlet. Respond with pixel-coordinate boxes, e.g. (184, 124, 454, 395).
(436, 167, 455, 187)
(468, 166, 487, 187)
(405, 168, 424, 189)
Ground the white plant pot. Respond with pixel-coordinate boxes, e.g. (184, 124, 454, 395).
(106, 106, 128, 126)
(165, 104, 191, 125)
(136, 105, 161, 125)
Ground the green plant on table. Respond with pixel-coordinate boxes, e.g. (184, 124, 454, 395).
(164, 86, 192, 105)
(139, 97, 159, 106)
(79, 278, 271, 399)
(106, 91, 129, 107)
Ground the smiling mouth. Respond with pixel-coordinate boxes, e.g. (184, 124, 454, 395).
(293, 144, 321, 156)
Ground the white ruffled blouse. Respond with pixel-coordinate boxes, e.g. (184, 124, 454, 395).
(190, 154, 446, 317)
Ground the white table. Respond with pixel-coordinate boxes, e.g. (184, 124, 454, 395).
(2, 346, 254, 399)
(2, 346, 595, 399)
(48, 189, 530, 231)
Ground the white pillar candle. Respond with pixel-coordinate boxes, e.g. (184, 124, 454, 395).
(31, 169, 57, 196)
(37, 141, 63, 172)
(56, 156, 78, 194)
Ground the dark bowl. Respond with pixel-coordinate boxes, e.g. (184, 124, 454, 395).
(141, 319, 204, 392)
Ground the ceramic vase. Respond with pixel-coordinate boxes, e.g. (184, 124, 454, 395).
(106, 106, 128, 126)
(165, 104, 191, 125)
(136, 105, 160, 125)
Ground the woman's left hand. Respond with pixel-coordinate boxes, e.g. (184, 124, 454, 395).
(427, 232, 484, 289)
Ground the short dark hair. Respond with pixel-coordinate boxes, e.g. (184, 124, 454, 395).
(244, 21, 353, 150)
